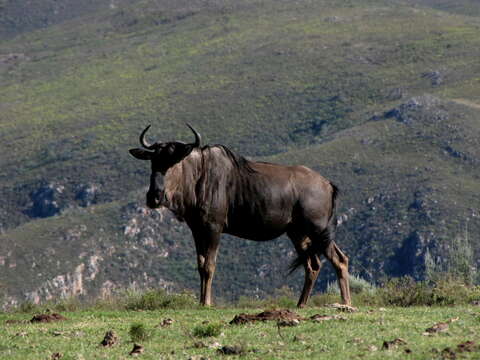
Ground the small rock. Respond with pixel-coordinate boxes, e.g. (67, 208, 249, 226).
(424, 322, 449, 335)
(441, 347, 456, 359)
(217, 345, 245, 355)
(382, 338, 407, 350)
(457, 341, 477, 353)
(310, 314, 347, 322)
(101, 330, 119, 347)
(208, 342, 222, 349)
(129, 343, 145, 356)
(158, 318, 174, 327)
(51, 353, 63, 360)
(326, 303, 358, 312)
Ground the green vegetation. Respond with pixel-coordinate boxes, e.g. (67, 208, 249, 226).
(192, 322, 223, 338)
(2, 281, 479, 357)
(129, 322, 152, 342)
(1, 285, 480, 359)
(327, 274, 377, 296)
(124, 289, 198, 311)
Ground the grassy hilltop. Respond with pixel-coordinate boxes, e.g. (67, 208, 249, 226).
(0, 0, 480, 304)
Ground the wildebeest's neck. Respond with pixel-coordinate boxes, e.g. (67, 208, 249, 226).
(162, 146, 254, 222)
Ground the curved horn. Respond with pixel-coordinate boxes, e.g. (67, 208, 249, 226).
(139, 125, 156, 150)
(186, 123, 201, 148)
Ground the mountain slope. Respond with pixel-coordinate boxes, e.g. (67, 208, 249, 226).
(1, 0, 480, 306)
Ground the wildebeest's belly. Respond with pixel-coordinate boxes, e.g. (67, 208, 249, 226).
(223, 208, 291, 241)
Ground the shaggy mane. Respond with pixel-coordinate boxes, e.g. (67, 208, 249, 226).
(206, 145, 257, 174)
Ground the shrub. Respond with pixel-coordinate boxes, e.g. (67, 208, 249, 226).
(52, 297, 82, 312)
(326, 274, 376, 295)
(15, 301, 43, 314)
(268, 286, 297, 308)
(236, 295, 266, 309)
(129, 322, 152, 342)
(379, 277, 434, 306)
(192, 323, 222, 338)
(124, 289, 197, 310)
(378, 276, 480, 306)
(429, 275, 480, 306)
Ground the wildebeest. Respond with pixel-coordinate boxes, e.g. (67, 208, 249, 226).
(129, 124, 351, 307)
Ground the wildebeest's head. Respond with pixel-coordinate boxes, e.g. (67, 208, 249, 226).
(129, 124, 201, 209)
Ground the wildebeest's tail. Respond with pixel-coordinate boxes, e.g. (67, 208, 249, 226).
(288, 183, 339, 275)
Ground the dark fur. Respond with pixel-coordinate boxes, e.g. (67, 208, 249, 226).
(130, 127, 351, 307)
(288, 184, 338, 274)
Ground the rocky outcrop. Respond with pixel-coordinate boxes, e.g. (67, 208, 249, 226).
(26, 183, 66, 218)
(75, 183, 99, 207)
(384, 95, 448, 124)
(389, 230, 434, 280)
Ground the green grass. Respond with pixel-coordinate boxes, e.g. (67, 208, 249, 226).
(1, 305, 479, 359)
(1, 0, 480, 305)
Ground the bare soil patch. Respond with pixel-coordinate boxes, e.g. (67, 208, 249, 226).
(230, 309, 304, 325)
(230, 309, 350, 325)
(30, 313, 67, 323)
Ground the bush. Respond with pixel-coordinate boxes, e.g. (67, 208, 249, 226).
(379, 277, 434, 306)
(379, 276, 480, 306)
(14, 301, 43, 314)
(192, 323, 222, 338)
(326, 274, 377, 295)
(51, 297, 82, 312)
(236, 295, 266, 309)
(430, 275, 480, 306)
(268, 286, 297, 308)
(129, 322, 152, 342)
(124, 289, 197, 310)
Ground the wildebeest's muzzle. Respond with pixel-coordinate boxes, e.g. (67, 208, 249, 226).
(146, 173, 164, 209)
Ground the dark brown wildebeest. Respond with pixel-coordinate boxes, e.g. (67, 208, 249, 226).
(129, 124, 351, 307)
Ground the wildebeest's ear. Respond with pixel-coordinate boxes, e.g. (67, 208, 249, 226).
(129, 148, 154, 160)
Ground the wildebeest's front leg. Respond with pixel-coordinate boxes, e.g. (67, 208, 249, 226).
(323, 241, 351, 306)
(192, 227, 221, 306)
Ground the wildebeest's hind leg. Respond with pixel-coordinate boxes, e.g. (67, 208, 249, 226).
(288, 231, 323, 308)
(297, 218, 351, 306)
(322, 241, 351, 306)
(192, 227, 221, 306)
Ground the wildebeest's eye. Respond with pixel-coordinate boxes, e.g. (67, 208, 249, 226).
(167, 144, 175, 154)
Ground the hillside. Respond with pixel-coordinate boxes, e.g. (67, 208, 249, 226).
(1, 0, 480, 306)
